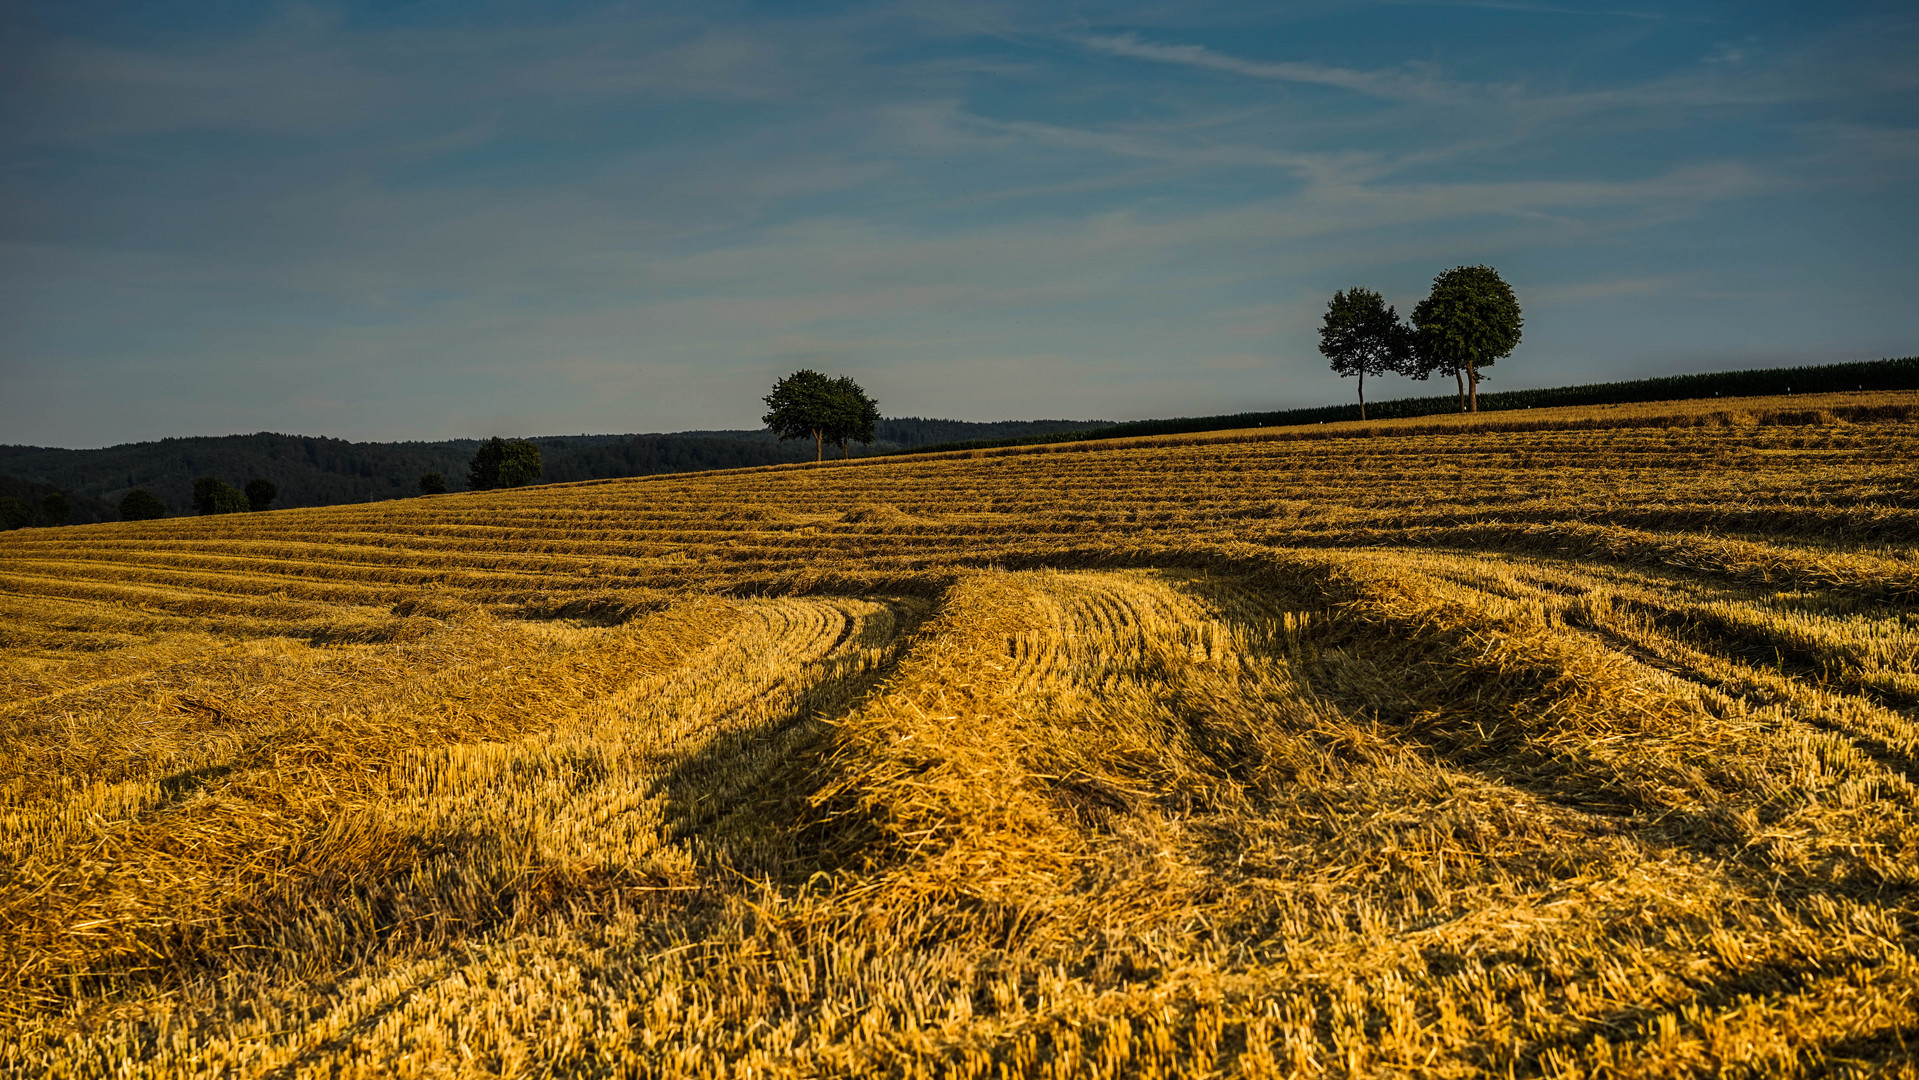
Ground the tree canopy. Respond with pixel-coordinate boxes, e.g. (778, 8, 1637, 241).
(1409, 265, 1522, 413)
(119, 489, 166, 521)
(1318, 287, 1411, 420)
(763, 370, 880, 462)
(191, 476, 248, 515)
(827, 375, 880, 458)
(467, 438, 544, 490)
(244, 479, 277, 512)
(39, 492, 71, 526)
(418, 471, 448, 495)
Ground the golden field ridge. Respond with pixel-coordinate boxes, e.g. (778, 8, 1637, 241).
(2, 390, 1917, 1078)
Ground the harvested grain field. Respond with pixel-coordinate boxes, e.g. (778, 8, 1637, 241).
(3, 391, 1917, 1078)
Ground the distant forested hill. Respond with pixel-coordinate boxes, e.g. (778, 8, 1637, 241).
(874, 417, 1105, 447)
(0, 419, 1104, 519)
(0, 434, 484, 519)
(0, 474, 117, 527)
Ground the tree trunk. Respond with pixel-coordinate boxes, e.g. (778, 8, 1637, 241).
(1455, 368, 1466, 412)
(1358, 369, 1366, 421)
(814, 430, 822, 462)
(1468, 361, 1480, 413)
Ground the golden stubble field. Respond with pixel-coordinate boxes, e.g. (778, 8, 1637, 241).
(2, 391, 1917, 1078)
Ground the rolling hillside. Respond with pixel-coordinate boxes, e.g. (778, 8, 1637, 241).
(2, 390, 1916, 1078)
(0, 420, 1104, 519)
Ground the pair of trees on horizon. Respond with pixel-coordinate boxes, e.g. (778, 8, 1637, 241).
(1319, 265, 1523, 418)
(763, 370, 880, 462)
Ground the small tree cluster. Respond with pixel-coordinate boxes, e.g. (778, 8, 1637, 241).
(418, 471, 448, 495)
(120, 489, 167, 521)
(191, 477, 275, 515)
(467, 438, 543, 491)
(762, 370, 880, 462)
(1319, 265, 1522, 414)
(193, 477, 250, 515)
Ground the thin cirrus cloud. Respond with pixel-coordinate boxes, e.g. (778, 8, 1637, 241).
(1083, 33, 1468, 103)
(0, 1, 1914, 447)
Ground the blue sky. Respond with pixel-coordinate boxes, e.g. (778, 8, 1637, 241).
(3, 1, 1915, 446)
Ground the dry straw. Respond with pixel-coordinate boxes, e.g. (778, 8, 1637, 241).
(1, 390, 1916, 1077)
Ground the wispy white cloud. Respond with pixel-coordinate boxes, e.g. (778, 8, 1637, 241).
(2, 2, 1915, 445)
(1084, 33, 1464, 103)
(1370, 0, 1674, 19)
(1083, 20, 1919, 125)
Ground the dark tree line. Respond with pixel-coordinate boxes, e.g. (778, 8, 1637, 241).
(875, 417, 1105, 447)
(0, 433, 478, 517)
(0, 474, 112, 528)
(0, 494, 60, 530)
(1319, 265, 1523, 416)
(536, 435, 809, 483)
(2, 417, 1119, 518)
(189, 476, 277, 515)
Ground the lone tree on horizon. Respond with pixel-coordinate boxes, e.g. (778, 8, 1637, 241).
(763, 370, 880, 462)
(1410, 265, 1522, 413)
(467, 438, 543, 490)
(1317, 287, 1411, 420)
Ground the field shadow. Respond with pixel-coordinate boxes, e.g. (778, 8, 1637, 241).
(1162, 567, 1754, 864)
(155, 761, 239, 806)
(650, 597, 934, 887)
